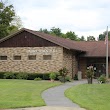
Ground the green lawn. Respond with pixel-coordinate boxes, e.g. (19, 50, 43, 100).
(65, 84, 110, 110)
(0, 79, 61, 109)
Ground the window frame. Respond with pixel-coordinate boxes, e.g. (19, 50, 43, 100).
(28, 55, 36, 60)
(0, 56, 7, 60)
(43, 55, 52, 60)
(13, 55, 21, 60)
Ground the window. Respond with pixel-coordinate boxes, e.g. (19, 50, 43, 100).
(28, 55, 36, 60)
(43, 55, 52, 60)
(0, 56, 7, 60)
(13, 56, 21, 60)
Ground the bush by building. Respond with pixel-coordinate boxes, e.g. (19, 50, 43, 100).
(98, 74, 107, 83)
(0, 72, 50, 80)
(34, 77, 42, 81)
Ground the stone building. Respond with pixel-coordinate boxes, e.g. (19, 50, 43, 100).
(0, 28, 110, 78)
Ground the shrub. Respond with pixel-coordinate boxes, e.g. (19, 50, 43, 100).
(58, 76, 71, 82)
(49, 72, 56, 80)
(0, 72, 5, 79)
(86, 66, 94, 84)
(1, 72, 50, 80)
(86, 68, 94, 78)
(58, 76, 65, 82)
(55, 73, 59, 80)
(16, 73, 28, 79)
(34, 77, 42, 81)
(4, 72, 17, 79)
(27, 73, 50, 80)
(65, 76, 71, 82)
(43, 74, 50, 80)
(58, 67, 68, 83)
(74, 74, 78, 80)
(2, 72, 28, 80)
(27, 73, 42, 80)
(98, 74, 107, 83)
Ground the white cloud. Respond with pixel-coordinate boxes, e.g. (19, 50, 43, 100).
(9, 0, 110, 38)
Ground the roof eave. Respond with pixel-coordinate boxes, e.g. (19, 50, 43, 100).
(70, 49, 86, 52)
(80, 56, 109, 58)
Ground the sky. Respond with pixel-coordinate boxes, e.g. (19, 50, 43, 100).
(8, 0, 110, 39)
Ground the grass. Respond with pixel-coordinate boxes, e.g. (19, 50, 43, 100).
(0, 79, 61, 109)
(65, 84, 110, 110)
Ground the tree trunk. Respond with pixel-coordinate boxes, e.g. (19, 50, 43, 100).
(88, 77, 92, 84)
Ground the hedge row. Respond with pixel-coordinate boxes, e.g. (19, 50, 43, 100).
(0, 72, 71, 82)
(0, 72, 50, 80)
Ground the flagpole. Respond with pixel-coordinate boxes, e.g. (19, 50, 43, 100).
(106, 26, 108, 79)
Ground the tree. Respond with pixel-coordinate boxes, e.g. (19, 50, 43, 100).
(65, 31, 77, 40)
(98, 34, 105, 41)
(0, 1, 22, 38)
(39, 27, 63, 37)
(11, 16, 23, 29)
(9, 16, 23, 34)
(50, 27, 62, 36)
(98, 31, 110, 41)
(87, 36, 95, 41)
(39, 28, 50, 34)
(38, 27, 80, 40)
(80, 36, 85, 41)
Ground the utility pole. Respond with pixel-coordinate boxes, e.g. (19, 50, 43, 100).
(106, 26, 109, 79)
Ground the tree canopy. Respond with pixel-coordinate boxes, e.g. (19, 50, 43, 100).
(87, 36, 96, 41)
(39, 27, 110, 41)
(98, 31, 110, 41)
(0, 1, 22, 38)
(80, 36, 85, 41)
(65, 31, 77, 40)
(39, 27, 81, 41)
(50, 27, 62, 36)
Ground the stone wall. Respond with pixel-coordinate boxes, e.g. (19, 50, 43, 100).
(0, 47, 63, 73)
(78, 57, 87, 78)
(63, 49, 78, 78)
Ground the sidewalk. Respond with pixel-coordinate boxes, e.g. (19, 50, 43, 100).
(5, 80, 89, 110)
(42, 80, 87, 108)
(7, 106, 86, 110)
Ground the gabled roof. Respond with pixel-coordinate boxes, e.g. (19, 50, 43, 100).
(0, 28, 109, 57)
(0, 28, 84, 52)
(76, 41, 109, 57)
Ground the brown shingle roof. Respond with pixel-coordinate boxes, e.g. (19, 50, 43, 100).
(0, 28, 84, 51)
(25, 28, 84, 51)
(0, 28, 109, 57)
(76, 41, 109, 57)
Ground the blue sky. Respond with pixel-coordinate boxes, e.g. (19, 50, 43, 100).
(9, 0, 110, 39)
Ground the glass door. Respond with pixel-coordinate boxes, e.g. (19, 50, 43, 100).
(94, 64, 106, 77)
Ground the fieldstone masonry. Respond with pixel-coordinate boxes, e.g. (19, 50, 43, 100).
(63, 49, 78, 77)
(0, 46, 77, 76)
(0, 47, 63, 73)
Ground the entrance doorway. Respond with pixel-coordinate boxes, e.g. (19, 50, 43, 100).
(87, 63, 106, 77)
(87, 58, 106, 77)
(93, 63, 105, 77)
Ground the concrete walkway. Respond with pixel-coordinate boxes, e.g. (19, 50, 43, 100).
(42, 80, 87, 108)
(8, 106, 85, 110)
(6, 80, 89, 110)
